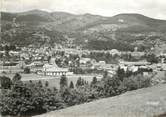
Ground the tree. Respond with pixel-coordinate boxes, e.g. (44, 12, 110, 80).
(69, 81, 74, 89)
(102, 75, 121, 97)
(47, 56, 51, 63)
(12, 73, 21, 83)
(117, 67, 125, 81)
(119, 74, 151, 91)
(24, 67, 30, 74)
(0, 76, 12, 89)
(45, 81, 49, 87)
(60, 75, 68, 90)
(81, 78, 85, 86)
(163, 71, 166, 82)
(91, 77, 97, 86)
(37, 80, 43, 88)
(76, 77, 82, 87)
(103, 71, 108, 79)
(146, 53, 158, 63)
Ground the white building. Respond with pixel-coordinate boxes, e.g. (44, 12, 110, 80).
(42, 63, 72, 76)
(109, 49, 121, 56)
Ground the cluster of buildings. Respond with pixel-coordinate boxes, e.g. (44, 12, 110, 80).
(1, 44, 166, 79)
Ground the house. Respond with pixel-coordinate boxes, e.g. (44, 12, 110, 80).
(0, 61, 25, 73)
(9, 51, 19, 56)
(79, 58, 91, 64)
(131, 52, 145, 58)
(119, 60, 151, 72)
(26, 61, 44, 72)
(119, 61, 150, 67)
(109, 49, 121, 56)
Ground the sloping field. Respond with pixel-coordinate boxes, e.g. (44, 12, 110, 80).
(35, 84, 166, 117)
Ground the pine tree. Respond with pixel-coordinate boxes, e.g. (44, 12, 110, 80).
(37, 80, 43, 88)
(103, 71, 108, 79)
(60, 75, 68, 90)
(45, 81, 49, 87)
(69, 81, 74, 89)
(117, 67, 125, 81)
(81, 78, 85, 86)
(91, 77, 97, 86)
(86, 81, 89, 85)
(12, 73, 23, 87)
(12, 73, 22, 83)
(76, 77, 82, 87)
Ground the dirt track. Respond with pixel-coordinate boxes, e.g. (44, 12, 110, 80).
(34, 84, 166, 117)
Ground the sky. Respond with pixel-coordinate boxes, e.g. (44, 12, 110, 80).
(1, 0, 166, 20)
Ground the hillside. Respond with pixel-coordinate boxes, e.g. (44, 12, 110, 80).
(1, 10, 166, 51)
(35, 84, 166, 117)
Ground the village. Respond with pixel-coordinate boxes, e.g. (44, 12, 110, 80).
(0, 43, 166, 87)
(1, 0, 166, 116)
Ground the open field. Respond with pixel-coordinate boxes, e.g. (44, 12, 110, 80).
(34, 84, 166, 117)
(0, 73, 102, 88)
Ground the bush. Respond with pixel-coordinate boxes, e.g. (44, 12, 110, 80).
(119, 74, 151, 92)
(102, 76, 121, 97)
(91, 77, 97, 86)
(146, 53, 158, 63)
(0, 80, 65, 116)
(69, 81, 74, 89)
(60, 75, 68, 91)
(24, 67, 30, 74)
(0, 72, 152, 116)
(0, 76, 12, 89)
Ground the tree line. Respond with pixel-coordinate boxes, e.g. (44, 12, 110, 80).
(0, 70, 153, 116)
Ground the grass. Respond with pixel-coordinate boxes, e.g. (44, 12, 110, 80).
(0, 73, 102, 89)
(34, 84, 166, 117)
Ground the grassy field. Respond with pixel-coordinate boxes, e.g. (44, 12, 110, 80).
(0, 73, 102, 89)
(34, 84, 166, 117)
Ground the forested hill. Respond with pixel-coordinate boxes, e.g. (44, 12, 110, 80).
(1, 9, 166, 51)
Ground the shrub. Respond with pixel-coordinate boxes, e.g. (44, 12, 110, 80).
(119, 74, 151, 92)
(0, 71, 152, 116)
(45, 81, 49, 87)
(60, 75, 68, 91)
(12, 73, 22, 83)
(0, 76, 12, 89)
(69, 81, 74, 89)
(102, 76, 121, 97)
(0, 80, 65, 116)
(24, 67, 30, 74)
(91, 77, 97, 87)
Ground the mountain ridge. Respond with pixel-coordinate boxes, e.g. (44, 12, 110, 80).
(1, 9, 166, 51)
(1, 9, 166, 21)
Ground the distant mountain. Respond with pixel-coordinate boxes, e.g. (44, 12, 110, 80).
(2, 10, 166, 32)
(1, 9, 166, 51)
(1, 10, 52, 22)
(80, 13, 166, 33)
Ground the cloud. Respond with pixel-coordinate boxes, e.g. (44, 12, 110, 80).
(1, 0, 166, 20)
